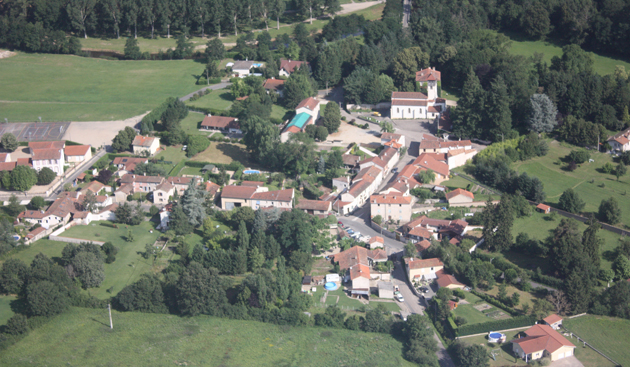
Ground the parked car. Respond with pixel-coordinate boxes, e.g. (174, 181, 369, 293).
(419, 287, 429, 293)
(346, 229, 354, 235)
(182, 145, 187, 151)
(394, 292, 404, 302)
(372, 111, 381, 117)
(337, 221, 344, 226)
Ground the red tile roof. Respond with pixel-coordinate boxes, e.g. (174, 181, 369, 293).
(280, 59, 308, 74)
(26, 226, 47, 239)
(31, 148, 62, 160)
(132, 135, 158, 147)
(241, 181, 265, 187)
(296, 97, 319, 111)
(342, 154, 361, 166)
(370, 193, 412, 205)
(408, 226, 432, 239)
(391, 91, 428, 99)
(64, 145, 91, 156)
(221, 185, 257, 199)
(414, 153, 450, 177)
(263, 78, 285, 90)
(296, 199, 331, 211)
(0, 162, 17, 171)
(0, 153, 8, 162)
(436, 270, 465, 288)
(29, 141, 65, 150)
(415, 240, 432, 252)
(368, 236, 385, 244)
(120, 174, 164, 184)
(204, 181, 220, 196)
(512, 324, 575, 354)
(415, 68, 441, 82)
(543, 314, 563, 325)
(391, 99, 428, 106)
(167, 176, 193, 186)
(16, 158, 32, 167)
(251, 189, 294, 202)
(381, 133, 402, 141)
(445, 188, 474, 200)
(537, 203, 551, 211)
(405, 257, 443, 270)
(201, 116, 239, 129)
(428, 105, 442, 113)
(350, 264, 370, 280)
(334, 246, 388, 270)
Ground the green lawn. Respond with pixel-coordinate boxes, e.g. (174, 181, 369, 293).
(81, 35, 209, 53)
(564, 315, 630, 367)
(271, 104, 293, 121)
(179, 113, 207, 135)
(0, 295, 16, 325)
(60, 221, 168, 299)
(0, 307, 416, 367)
(503, 32, 630, 76)
(0, 53, 202, 122)
(186, 88, 234, 111)
(1, 240, 68, 266)
(451, 292, 511, 325)
(509, 210, 623, 271)
(513, 140, 630, 219)
(155, 145, 188, 166)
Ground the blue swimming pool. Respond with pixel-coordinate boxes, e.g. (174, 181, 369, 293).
(243, 170, 260, 174)
(324, 282, 339, 291)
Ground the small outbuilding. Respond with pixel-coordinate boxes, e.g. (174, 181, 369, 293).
(378, 281, 394, 299)
(536, 203, 551, 214)
(543, 314, 563, 330)
(325, 274, 340, 283)
(301, 275, 312, 292)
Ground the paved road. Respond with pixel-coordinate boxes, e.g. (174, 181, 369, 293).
(403, 0, 411, 28)
(179, 82, 231, 102)
(51, 149, 107, 199)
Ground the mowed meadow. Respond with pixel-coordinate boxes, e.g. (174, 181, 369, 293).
(0, 307, 416, 367)
(0, 53, 203, 122)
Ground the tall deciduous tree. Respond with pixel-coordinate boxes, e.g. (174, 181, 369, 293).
(322, 102, 341, 133)
(1, 133, 18, 152)
(176, 262, 228, 316)
(241, 116, 279, 164)
(205, 38, 225, 61)
(270, 0, 285, 30)
(103, 0, 122, 38)
(67, 0, 97, 38)
(391, 47, 429, 91)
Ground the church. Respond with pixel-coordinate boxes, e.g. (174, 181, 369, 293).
(390, 68, 447, 120)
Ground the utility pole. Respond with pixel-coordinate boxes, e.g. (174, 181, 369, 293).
(108, 304, 113, 329)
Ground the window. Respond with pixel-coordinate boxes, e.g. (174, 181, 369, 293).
(430, 267, 434, 271)
(408, 108, 411, 113)
(397, 108, 399, 113)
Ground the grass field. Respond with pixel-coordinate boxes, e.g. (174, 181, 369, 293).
(56, 221, 171, 299)
(0, 307, 416, 367)
(512, 140, 630, 228)
(0, 295, 16, 325)
(186, 88, 235, 110)
(508, 211, 623, 272)
(0, 53, 203, 122)
(503, 32, 630, 76)
(451, 292, 511, 325)
(179, 113, 207, 135)
(564, 315, 630, 367)
(190, 142, 256, 167)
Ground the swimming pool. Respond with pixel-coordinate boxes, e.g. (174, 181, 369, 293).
(243, 170, 260, 174)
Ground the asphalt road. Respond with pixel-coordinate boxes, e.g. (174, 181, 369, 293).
(179, 82, 232, 102)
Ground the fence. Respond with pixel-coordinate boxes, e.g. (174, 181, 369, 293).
(449, 200, 500, 208)
(48, 220, 105, 246)
(346, 102, 391, 110)
(370, 221, 405, 242)
(564, 328, 621, 366)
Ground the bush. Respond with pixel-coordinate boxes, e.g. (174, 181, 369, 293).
(37, 168, 56, 185)
(149, 205, 159, 216)
(452, 289, 466, 299)
(5, 314, 29, 336)
(568, 149, 590, 164)
(186, 135, 210, 157)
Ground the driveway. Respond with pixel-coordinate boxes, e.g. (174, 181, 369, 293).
(179, 82, 231, 102)
(550, 356, 583, 367)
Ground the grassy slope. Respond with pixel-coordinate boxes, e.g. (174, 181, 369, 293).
(564, 315, 630, 367)
(186, 88, 235, 110)
(512, 140, 630, 227)
(9, 221, 173, 299)
(0, 307, 415, 367)
(505, 33, 630, 76)
(0, 53, 202, 122)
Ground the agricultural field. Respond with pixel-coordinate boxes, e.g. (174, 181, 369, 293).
(512, 140, 630, 227)
(503, 32, 630, 76)
(0, 307, 416, 367)
(0, 53, 202, 122)
(564, 315, 630, 367)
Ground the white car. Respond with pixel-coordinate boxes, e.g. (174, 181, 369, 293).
(394, 292, 404, 302)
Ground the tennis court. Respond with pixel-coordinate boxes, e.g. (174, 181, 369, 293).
(0, 122, 70, 142)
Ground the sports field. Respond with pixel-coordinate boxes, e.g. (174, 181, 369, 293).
(0, 307, 416, 367)
(0, 122, 69, 141)
(0, 53, 202, 122)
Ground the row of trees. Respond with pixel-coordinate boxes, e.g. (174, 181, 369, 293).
(0, 0, 342, 47)
(0, 166, 55, 192)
